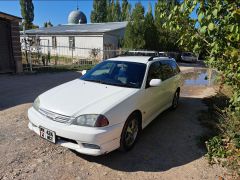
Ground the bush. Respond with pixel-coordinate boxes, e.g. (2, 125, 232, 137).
(200, 92, 240, 176)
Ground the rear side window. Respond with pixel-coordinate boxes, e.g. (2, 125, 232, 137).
(169, 61, 180, 75)
(146, 60, 180, 87)
(160, 60, 180, 79)
(159, 61, 174, 80)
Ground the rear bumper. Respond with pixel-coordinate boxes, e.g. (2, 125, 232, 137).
(28, 107, 124, 156)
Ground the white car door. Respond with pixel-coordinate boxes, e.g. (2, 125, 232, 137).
(140, 61, 169, 127)
(159, 60, 179, 105)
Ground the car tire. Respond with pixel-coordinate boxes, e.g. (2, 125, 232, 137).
(120, 113, 140, 152)
(171, 89, 180, 110)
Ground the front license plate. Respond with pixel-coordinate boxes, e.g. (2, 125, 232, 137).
(39, 126, 56, 143)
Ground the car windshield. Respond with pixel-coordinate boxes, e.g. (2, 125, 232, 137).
(80, 60, 146, 88)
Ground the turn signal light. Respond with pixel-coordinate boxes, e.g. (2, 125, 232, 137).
(95, 115, 109, 127)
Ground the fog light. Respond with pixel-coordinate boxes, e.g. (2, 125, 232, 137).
(82, 143, 100, 149)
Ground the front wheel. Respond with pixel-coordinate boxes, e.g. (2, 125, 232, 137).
(171, 89, 180, 109)
(120, 113, 140, 151)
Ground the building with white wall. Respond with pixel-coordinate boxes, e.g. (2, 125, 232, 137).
(21, 22, 127, 59)
(20, 9, 127, 61)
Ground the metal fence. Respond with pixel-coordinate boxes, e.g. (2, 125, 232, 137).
(21, 40, 122, 72)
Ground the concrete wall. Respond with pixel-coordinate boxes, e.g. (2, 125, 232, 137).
(22, 35, 104, 60)
(21, 28, 125, 62)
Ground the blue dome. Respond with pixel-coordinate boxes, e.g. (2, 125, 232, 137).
(68, 9, 87, 24)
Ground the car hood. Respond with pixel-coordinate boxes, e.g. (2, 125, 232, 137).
(38, 79, 138, 116)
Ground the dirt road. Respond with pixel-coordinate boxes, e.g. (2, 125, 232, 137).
(0, 64, 227, 180)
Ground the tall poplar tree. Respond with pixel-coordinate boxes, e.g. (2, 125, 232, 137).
(121, 0, 131, 21)
(106, 0, 114, 22)
(113, 0, 121, 22)
(90, 0, 107, 23)
(144, 3, 158, 50)
(123, 2, 145, 49)
(20, 0, 34, 30)
(44, 21, 53, 28)
(154, 0, 181, 51)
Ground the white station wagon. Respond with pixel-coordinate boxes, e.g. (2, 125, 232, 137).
(28, 55, 182, 156)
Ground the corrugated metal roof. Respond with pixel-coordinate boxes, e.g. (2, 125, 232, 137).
(23, 21, 128, 35)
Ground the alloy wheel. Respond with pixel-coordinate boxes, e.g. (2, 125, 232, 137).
(124, 118, 139, 147)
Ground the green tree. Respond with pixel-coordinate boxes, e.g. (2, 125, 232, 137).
(44, 21, 53, 28)
(121, 0, 131, 21)
(154, 0, 182, 51)
(20, 0, 34, 30)
(123, 2, 145, 49)
(162, 0, 240, 172)
(106, 0, 113, 22)
(113, 0, 121, 21)
(91, 0, 107, 23)
(144, 3, 158, 50)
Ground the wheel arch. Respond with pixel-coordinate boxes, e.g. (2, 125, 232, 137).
(129, 109, 142, 130)
(176, 87, 180, 93)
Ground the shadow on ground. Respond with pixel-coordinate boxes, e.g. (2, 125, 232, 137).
(0, 72, 81, 110)
(74, 96, 207, 172)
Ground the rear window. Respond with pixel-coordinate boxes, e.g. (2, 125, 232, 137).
(182, 52, 192, 56)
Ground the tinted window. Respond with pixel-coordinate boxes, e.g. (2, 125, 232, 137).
(146, 62, 161, 87)
(146, 60, 178, 87)
(81, 61, 146, 88)
(182, 52, 193, 56)
(160, 60, 175, 80)
(169, 61, 180, 75)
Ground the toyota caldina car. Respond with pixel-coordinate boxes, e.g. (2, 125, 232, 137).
(28, 55, 182, 156)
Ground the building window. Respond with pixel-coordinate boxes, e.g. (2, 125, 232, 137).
(52, 36, 57, 49)
(69, 36, 75, 50)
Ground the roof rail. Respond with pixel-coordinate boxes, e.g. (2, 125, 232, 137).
(148, 56, 158, 61)
(120, 50, 159, 57)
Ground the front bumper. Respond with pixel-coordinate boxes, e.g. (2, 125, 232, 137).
(28, 107, 124, 156)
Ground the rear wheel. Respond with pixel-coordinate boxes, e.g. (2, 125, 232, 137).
(171, 89, 180, 109)
(120, 113, 140, 151)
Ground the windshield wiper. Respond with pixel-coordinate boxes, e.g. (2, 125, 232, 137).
(84, 79, 136, 88)
(105, 82, 134, 88)
(84, 79, 105, 84)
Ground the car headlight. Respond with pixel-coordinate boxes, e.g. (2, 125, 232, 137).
(72, 114, 109, 127)
(33, 97, 40, 111)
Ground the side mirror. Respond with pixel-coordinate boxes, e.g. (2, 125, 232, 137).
(149, 79, 162, 87)
(81, 70, 87, 75)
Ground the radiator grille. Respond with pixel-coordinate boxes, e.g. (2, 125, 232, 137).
(38, 108, 73, 124)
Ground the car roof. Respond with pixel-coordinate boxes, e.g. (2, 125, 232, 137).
(107, 56, 174, 64)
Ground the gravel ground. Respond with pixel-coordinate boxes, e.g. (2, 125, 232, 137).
(0, 64, 230, 180)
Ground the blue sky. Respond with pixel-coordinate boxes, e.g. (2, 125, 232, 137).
(0, 0, 157, 27)
(0, 1, 197, 27)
